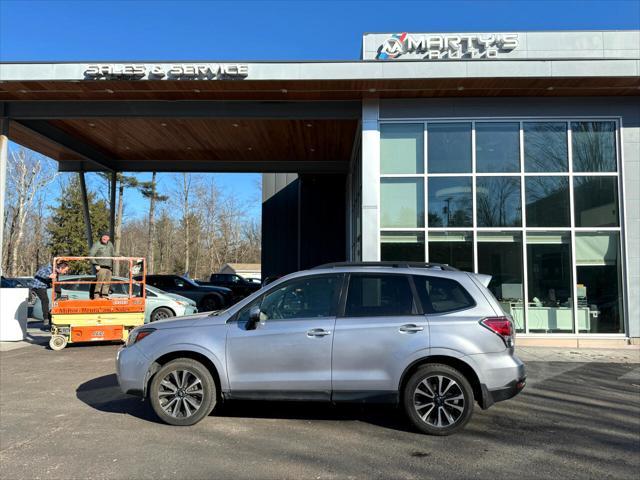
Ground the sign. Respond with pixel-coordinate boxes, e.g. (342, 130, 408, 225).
(84, 64, 249, 80)
(376, 32, 519, 60)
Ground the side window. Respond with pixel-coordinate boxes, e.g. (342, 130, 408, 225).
(173, 278, 186, 288)
(344, 274, 415, 317)
(413, 275, 476, 314)
(259, 275, 341, 320)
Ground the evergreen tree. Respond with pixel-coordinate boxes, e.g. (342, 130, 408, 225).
(47, 176, 109, 271)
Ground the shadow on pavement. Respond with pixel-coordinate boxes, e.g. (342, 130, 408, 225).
(76, 373, 416, 432)
(76, 374, 161, 423)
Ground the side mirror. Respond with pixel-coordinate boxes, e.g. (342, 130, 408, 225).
(247, 305, 263, 330)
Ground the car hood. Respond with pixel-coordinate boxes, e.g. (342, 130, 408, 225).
(149, 310, 230, 329)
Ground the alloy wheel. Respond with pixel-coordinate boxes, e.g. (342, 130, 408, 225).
(413, 375, 465, 428)
(157, 369, 204, 419)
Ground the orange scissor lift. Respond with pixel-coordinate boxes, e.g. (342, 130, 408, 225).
(49, 256, 146, 351)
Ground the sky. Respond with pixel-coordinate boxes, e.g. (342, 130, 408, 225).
(1, 0, 639, 220)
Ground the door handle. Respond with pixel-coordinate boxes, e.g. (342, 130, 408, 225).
(307, 328, 331, 337)
(399, 324, 424, 333)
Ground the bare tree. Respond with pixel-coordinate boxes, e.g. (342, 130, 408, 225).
(3, 148, 57, 275)
(139, 172, 168, 274)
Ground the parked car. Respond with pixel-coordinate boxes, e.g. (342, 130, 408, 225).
(117, 262, 526, 435)
(198, 273, 261, 302)
(136, 275, 232, 312)
(31, 275, 198, 323)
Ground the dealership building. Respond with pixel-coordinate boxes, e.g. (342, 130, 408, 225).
(0, 30, 638, 346)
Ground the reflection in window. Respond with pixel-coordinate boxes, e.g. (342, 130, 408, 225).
(574, 176, 619, 227)
(477, 233, 525, 332)
(476, 177, 521, 227)
(476, 122, 520, 173)
(572, 121, 616, 172)
(575, 232, 623, 333)
(259, 275, 341, 320)
(524, 122, 568, 172)
(380, 178, 424, 228)
(413, 276, 475, 314)
(526, 233, 574, 333)
(427, 123, 472, 173)
(380, 124, 424, 174)
(345, 274, 415, 317)
(428, 177, 472, 227)
(381, 232, 425, 262)
(428, 232, 473, 272)
(525, 176, 570, 227)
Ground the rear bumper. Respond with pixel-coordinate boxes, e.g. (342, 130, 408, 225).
(481, 377, 526, 409)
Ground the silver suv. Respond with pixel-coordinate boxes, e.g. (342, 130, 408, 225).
(117, 262, 526, 435)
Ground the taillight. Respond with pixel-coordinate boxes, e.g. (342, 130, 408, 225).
(480, 317, 515, 347)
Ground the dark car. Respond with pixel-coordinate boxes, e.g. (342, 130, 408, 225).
(199, 273, 261, 302)
(135, 275, 232, 312)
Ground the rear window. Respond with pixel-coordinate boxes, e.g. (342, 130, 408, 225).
(344, 274, 415, 317)
(414, 276, 475, 314)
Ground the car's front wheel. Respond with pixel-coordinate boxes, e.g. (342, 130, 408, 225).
(150, 307, 174, 322)
(149, 358, 216, 426)
(403, 364, 474, 436)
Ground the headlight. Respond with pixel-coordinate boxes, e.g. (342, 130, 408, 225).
(126, 327, 156, 347)
(175, 301, 188, 306)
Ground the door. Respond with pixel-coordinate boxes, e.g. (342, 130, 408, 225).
(332, 273, 429, 394)
(226, 274, 343, 397)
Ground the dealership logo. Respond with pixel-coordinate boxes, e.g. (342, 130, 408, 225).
(376, 32, 519, 60)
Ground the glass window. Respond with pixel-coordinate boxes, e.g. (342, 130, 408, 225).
(413, 276, 475, 314)
(574, 176, 619, 227)
(380, 178, 424, 228)
(344, 274, 415, 317)
(427, 123, 472, 173)
(572, 121, 616, 172)
(476, 122, 520, 173)
(526, 233, 574, 333)
(525, 177, 570, 227)
(477, 233, 525, 332)
(428, 232, 473, 272)
(524, 122, 568, 172)
(381, 232, 425, 261)
(380, 124, 424, 174)
(259, 275, 341, 320)
(476, 177, 522, 227)
(575, 232, 624, 333)
(428, 177, 472, 227)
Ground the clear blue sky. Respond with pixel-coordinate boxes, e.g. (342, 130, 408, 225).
(1, 0, 638, 220)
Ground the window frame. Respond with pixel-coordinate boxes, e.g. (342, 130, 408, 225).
(377, 116, 625, 336)
(338, 272, 423, 318)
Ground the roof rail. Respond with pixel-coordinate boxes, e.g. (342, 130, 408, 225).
(312, 261, 458, 271)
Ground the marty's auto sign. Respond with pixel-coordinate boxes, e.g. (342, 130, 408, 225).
(376, 32, 519, 60)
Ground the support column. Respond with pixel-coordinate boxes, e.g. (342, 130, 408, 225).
(78, 172, 93, 250)
(361, 99, 380, 261)
(0, 118, 8, 276)
(109, 172, 117, 240)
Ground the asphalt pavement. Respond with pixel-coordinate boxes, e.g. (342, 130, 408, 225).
(0, 334, 639, 480)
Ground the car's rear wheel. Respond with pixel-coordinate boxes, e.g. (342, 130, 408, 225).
(149, 358, 216, 426)
(150, 307, 174, 322)
(403, 364, 474, 436)
(200, 295, 220, 312)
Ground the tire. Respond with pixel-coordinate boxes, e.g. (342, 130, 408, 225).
(149, 358, 216, 426)
(49, 335, 68, 351)
(200, 295, 220, 312)
(150, 307, 175, 323)
(403, 364, 474, 436)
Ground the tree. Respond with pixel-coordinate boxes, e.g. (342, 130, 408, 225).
(2, 148, 57, 276)
(139, 172, 168, 274)
(48, 176, 109, 271)
(98, 172, 139, 274)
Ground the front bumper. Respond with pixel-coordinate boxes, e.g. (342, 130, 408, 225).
(116, 344, 150, 397)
